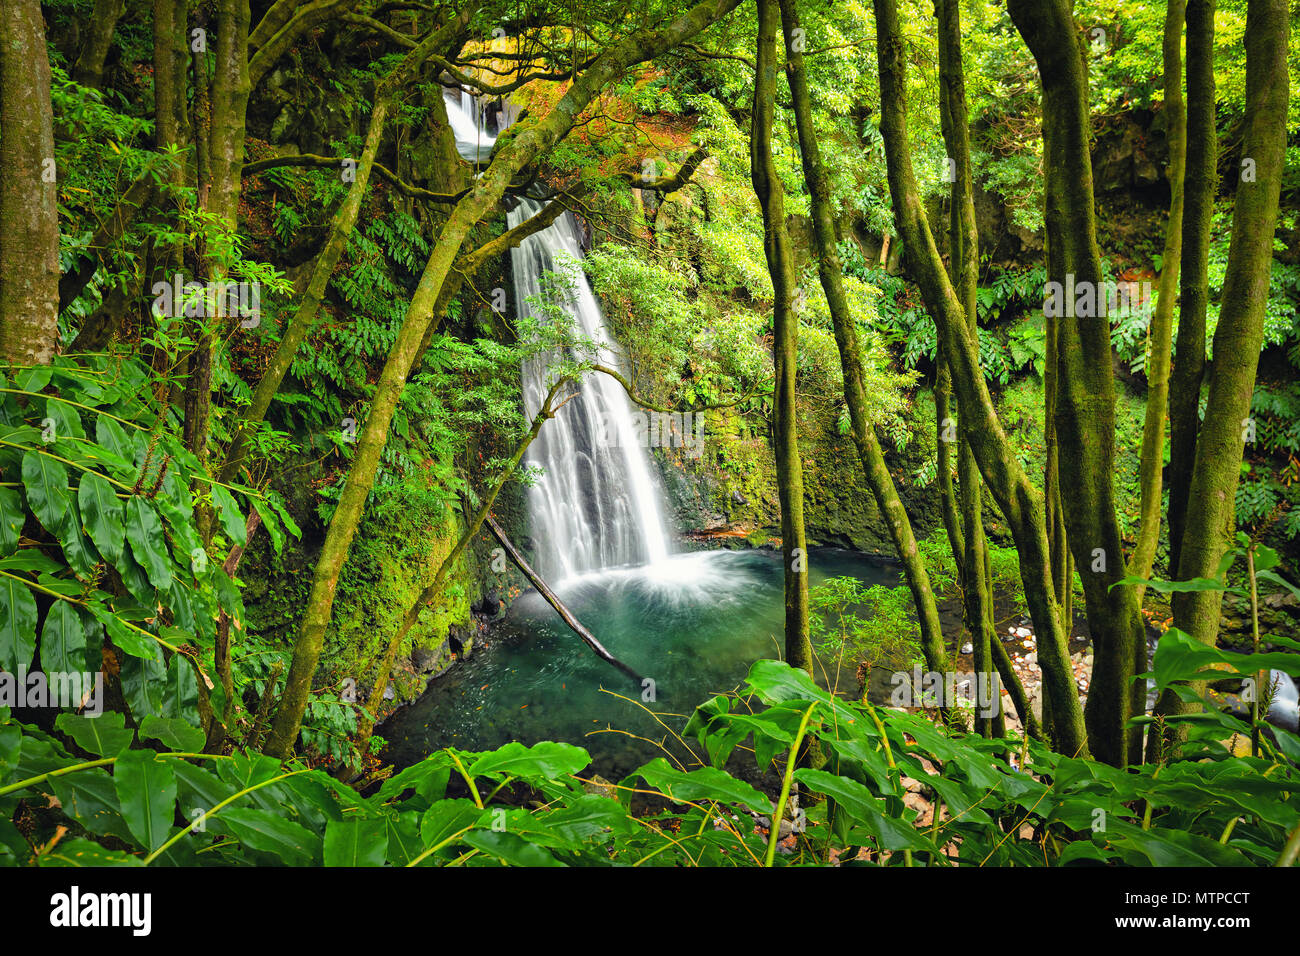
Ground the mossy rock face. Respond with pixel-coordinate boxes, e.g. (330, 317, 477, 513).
(654, 391, 943, 554)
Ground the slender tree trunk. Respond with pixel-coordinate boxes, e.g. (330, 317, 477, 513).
(1154, 0, 1289, 744)
(778, 0, 941, 683)
(753, 0, 811, 673)
(936, 0, 999, 737)
(872, 0, 1088, 756)
(262, 0, 745, 758)
(0, 0, 60, 365)
(1132, 0, 1186, 599)
(1168, 0, 1216, 578)
(1008, 0, 1146, 766)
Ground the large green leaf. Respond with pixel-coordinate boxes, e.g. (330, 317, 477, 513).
(418, 798, 482, 853)
(50, 769, 136, 844)
(0, 486, 22, 557)
(113, 749, 178, 852)
(0, 574, 38, 672)
(462, 829, 564, 867)
(77, 472, 124, 564)
(124, 497, 173, 590)
(55, 712, 133, 757)
(323, 817, 388, 866)
(208, 484, 247, 547)
(38, 839, 143, 867)
(40, 601, 89, 674)
(217, 808, 319, 864)
(468, 741, 591, 781)
(20, 451, 70, 538)
(138, 716, 205, 753)
(629, 758, 770, 813)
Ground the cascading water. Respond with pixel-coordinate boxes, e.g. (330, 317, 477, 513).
(443, 89, 498, 164)
(509, 197, 671, 581)
(442, 89, 671, 581)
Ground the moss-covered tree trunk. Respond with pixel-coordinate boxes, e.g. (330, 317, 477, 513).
(752, 0, 811, 674)
(872, 0, 1087, 756)
(262, 0, 745, 758)
(1008, 0, 1145, 766)
(777, 0, 939, 683)
(0, 0, 60, 365)
(936, 0, 1000, 737)
(1154, 0, 1289, 739)
(1168, 0, 1216, 578)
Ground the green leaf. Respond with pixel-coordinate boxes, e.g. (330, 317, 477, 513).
(38, 838, 143, 867)
(0, 550, 63, 575)
(249, 495, 284, 556)
(217, 808, 319, 864)
(209, 484, 247, 547)
(468, 741, 591, 781)
(113, 749, 177, 852)
(0, 574, 38, 672)
(462, 829, 565, 867)
(0, 487, 22, 557)
(323, 817, 388, 866)
(78, 472, 124, 564)
(418, 798, 481, 852)
(628, 758, 771, 813)
(138, 716, 205, 753)
(125, 497, 172, 590)
(55, 711, 133, 757)
(92, 605, 161, 663)
(40, 602, 89, 674)
(50, 769, 136, 844)
(21, 451, 70, 538)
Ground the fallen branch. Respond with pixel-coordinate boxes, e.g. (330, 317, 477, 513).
(484, 513, 643, 685)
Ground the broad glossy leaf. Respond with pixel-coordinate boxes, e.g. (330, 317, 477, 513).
(113, 749, 178, 852)
(38, 839, 143, 867)
(468, 741, 590, 781)
(138, 716, 205, 753)
(0, 487, 22, 556)
(21, 451, 70, 538)
(323, 817, 388, 866)
(78, 472, 124, 564)
(217, 808, 319, 864)
(0, 574, 38, 672)
(125, 497, 172, 590)
(50, 769, 136, 843)
(55, 712, 133, 757)
(629, 758, 770, 813)
(208, 484, 247, 547)
(462, 829, 564, 867)
(40, 601, 88, 674)
(418, 798, 482, 851)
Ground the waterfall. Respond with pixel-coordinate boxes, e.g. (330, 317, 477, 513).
(442, 89, 671, 581)
(509, 197, 671, 580)
(444, 89, 497, 164)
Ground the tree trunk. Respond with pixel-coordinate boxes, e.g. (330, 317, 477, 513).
(936, 0, 1000, 738)
(778, 0, 943, 685)
(262, 0, 745, 759)
(1008, 0, 1146, 766)
(753, 0, 811, 674)
(872, 0, 1088, 757)
(1155, 0, 1289, 743)
(0, 0, 60, 365)
(1168, 0, 1216, 578)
